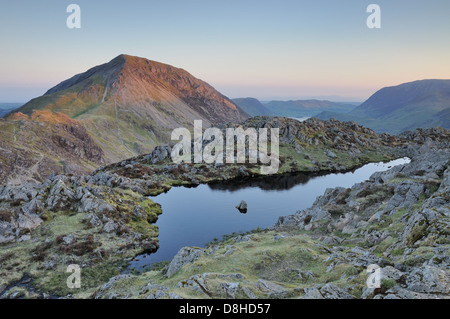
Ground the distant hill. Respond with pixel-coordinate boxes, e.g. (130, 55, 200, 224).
(263, 100, 358, 118)
(232, 98, 274, 117)
(1, 54, 249, 183)
(0, 103, 23, 118)
(317, 80, 450, 134)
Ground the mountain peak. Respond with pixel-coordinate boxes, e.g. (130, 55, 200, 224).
(10, 54, 248, 165)
(112, 54, 156, 67)
(17, 54, 246, 119)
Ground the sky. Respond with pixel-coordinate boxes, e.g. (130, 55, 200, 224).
(0, 0, 449, 102)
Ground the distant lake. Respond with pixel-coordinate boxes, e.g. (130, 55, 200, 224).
(290, 117, 310, 122)
(128, 157, 410, 271)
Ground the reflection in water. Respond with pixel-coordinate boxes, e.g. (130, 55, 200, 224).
(208, 169, 357, 192)
(127, 158, 410, 271)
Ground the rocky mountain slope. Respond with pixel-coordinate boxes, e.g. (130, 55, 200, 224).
(0, 118, 448, 299)
(1, 55, 248, 184)
(317, 79, 450, 134)
(0, 111, 104, 185)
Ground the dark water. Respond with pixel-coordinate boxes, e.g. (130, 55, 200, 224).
(128, 158, 410, 271)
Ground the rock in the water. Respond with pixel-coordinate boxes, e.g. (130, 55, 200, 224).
(236, 200, 248, 214)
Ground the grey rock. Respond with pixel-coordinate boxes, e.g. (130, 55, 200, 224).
(221, 282, 240, 299)
(21, 198, 43, 215)
(84, 213, 102, 227)
(326, 150, 337, 159)
(302, 287, 325, 299)
(62, 234, 77, 245)
(103, 220, 118, 233)
(361, 288, 377, 299)
(234, 234, 252, 243)
(46, 179, 75, 210)
(78, 192, 115, 214)
(224, 245, 237, 256)
(381, 266, 406, 284)
(17, 212, 43, 231)
(242, 287, 257, 299)
(166, 247, 205, 277)
(169, 292, 183, 299)
(406, 266, 449, 294)
(93, 274, 134, 299)
(319, 284, 355, 299)
(236, 201, 247, 213)
(141, 283, 170, 299)
(256, 279, 287, 295)
(145, 145, 172, 164)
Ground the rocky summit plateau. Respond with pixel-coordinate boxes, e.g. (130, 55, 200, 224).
(0, 112, 448, 299)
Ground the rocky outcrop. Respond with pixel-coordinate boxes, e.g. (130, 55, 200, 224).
(0, 111, 104, 185)
(230, 117, 397, 151)
(273, 145, 449, 299)
(302, 284, 355, 299)
(0, 170, 162, 298)
(166, 247, 206, 278)
(0, 175, 124, 244)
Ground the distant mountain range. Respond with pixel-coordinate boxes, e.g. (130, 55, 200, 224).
(264, 100, 358, 118)
(316, 79, 450, 134)
(231, 98, 274, 117)
(0, 54, 248, 182)
(0, 103, 22, 118)
(232, 98, 358, 118)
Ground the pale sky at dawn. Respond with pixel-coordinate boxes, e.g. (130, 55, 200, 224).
(0, 0, 449, 102)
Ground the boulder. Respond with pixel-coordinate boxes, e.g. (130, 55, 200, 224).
(326, 150, 337, 159)
(166, 247, 205, 277)
(406, 266, 449, 294)
(236, 200, 248, 214)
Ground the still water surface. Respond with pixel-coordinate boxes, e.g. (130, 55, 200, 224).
(129, 157, 410, 270)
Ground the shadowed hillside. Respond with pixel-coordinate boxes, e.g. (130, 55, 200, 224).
(232, 98, 274, 117)
(317, 80, 450, 134)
